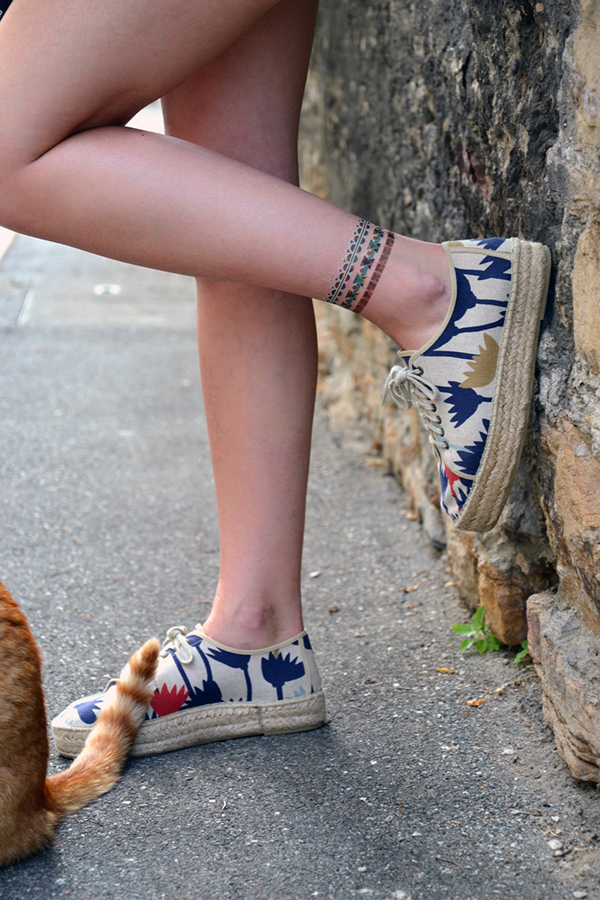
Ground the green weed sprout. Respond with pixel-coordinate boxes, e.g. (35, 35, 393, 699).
(452, 606, 503, 655)
(452, 608, 533, 665)
(513, 640, 531, 666)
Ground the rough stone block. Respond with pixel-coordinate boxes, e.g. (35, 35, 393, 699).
(299, 0, 600, 782)
(477, 559, 529, 646)
(541, 418, 600, 636)
(445, 527, 479, 611)
(575, 0, 600, 156)
(572, 219, 600, 373)
(447, 529, 553, 647)
(528, 592, 600, 783)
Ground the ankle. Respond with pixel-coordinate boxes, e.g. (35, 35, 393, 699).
(201, 601, 304, 651)
(360, 238, 451, 351)
(402, 263, 451, 349)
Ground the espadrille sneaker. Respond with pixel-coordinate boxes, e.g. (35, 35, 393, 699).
(382, 237, 550, 532)
(52, 625, 326, 758)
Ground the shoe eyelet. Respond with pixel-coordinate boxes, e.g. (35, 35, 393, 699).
(414, 365, 424, 376)
(434, 415, 442, 424)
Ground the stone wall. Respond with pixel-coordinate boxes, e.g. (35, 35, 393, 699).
(300, 0, 600, 780)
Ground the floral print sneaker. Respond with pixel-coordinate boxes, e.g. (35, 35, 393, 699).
(52, 625, 326, 758)
(383, 238, 551, 532)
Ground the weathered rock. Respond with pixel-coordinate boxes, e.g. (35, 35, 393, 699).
(478, 561, 532, 646)
(572, 219, 600, 374)
(528, 592, 600, 783)
(445, 528, 479, 610)
(301, 0, 600, 779)
(540, 418, 600, 636)
(445, 521, 556, 643)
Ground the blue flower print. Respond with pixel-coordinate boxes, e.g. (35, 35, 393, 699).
(454, 421, 490, 477)
(207, 647, 253, 701)
(438, 382, 491, 428)
(182, 678, 223, 710)
(74, 695, 103, 725)
(261, 650, 305, 700)
(427, 262, 508, 360)
(166, 636, 224, 710)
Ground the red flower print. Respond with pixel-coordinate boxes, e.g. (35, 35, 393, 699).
(444, 465, 462, 505)
(150, 683, 189, 717)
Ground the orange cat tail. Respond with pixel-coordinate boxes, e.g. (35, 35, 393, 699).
(44, 638, 160, 818)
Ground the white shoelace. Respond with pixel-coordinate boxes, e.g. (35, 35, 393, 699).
(160, 625, 195, 664)
(382, 364, 449, 450)
(100, 625, 196, 692)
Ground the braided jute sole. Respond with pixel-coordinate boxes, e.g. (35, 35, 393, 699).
(54, 691, 327, 759)
(454, 239, 551, 533)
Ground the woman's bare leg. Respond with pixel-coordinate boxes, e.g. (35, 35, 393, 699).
(0, 0, 450, 352)
(161, 0, 318, 649)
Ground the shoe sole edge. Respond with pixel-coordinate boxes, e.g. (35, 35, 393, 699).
(454, 239, 551, 532)
(53, 691, 327, 759)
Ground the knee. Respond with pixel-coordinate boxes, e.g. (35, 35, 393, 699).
(0, 150, 31, 232)
(0, 114, 71, 232)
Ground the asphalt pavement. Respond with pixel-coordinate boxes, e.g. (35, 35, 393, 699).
(1, 234, 599, 900)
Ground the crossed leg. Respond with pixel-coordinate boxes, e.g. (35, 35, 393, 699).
(161, 0, 319, 648)
(0, 0, 450, 353)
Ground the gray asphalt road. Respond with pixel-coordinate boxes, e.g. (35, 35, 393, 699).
(1, 236, 599, 900)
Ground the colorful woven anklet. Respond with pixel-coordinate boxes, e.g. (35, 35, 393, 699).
(324, 218, 395, 314)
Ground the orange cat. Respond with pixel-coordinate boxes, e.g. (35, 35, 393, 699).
(0, 580, 159, 866)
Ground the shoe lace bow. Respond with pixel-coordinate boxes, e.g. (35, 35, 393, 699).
(382, 364, 448, 450)
(100, 625, 194, 690)
(160, 625, 194, 664)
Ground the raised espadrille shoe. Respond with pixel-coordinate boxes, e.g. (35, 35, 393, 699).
(52, 625, 326, 758)
(382, 238, 551, 532)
